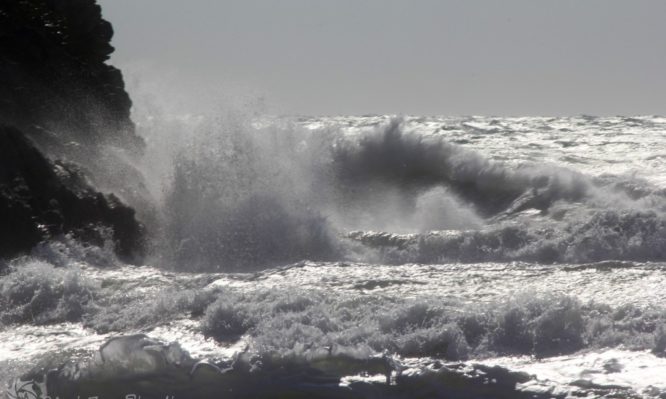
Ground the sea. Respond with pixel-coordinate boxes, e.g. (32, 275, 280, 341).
(4, 113, 666, 398)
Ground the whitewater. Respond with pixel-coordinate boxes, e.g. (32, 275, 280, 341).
(4, 113, 666, 398)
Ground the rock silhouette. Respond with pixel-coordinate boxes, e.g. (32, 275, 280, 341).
(0, 0, 145, 263)
(0, 126, 144, 263)
(0, 0, 142, 150)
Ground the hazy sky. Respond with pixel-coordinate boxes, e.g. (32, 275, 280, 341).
(99, 0, 666, 116)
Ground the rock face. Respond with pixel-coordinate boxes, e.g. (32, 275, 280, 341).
(0, 126, 144, 263)
(0, 0, 143, 150)
(0, 0, 146, 263)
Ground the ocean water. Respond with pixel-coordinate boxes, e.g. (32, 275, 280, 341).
(4, 114, 666, 398)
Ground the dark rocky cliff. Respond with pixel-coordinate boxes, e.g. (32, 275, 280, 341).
(0, 0, 142, 150)
(0, 126, 144, 262)
(0, 0, 146, 264)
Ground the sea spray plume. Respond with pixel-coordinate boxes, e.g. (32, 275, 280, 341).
(412, 186, 484, 231)
(142, 112, 666, 267)
(161, 112, 340, 271)
(154, 114, 498, 267)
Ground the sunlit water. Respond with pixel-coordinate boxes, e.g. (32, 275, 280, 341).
(4, 115, 666, 398)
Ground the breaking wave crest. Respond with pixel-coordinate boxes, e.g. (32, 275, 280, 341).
(139, 114, 666, 268)
(350, 208, 666, 264)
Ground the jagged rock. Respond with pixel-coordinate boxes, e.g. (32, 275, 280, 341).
(0, 0, 150, 263)
(0, 126, 144, 263)
(0, 0, 142, 151)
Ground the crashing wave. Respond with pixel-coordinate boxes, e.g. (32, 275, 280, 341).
(144, 115, 666, 268)
(348, 207, 666, 264)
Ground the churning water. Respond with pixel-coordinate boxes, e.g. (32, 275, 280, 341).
(4, 113, 666, 398)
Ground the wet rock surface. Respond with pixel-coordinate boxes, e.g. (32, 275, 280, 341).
(0, 126, 144, 263)
(0, 0, 146, 263)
